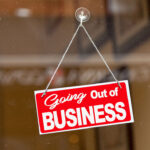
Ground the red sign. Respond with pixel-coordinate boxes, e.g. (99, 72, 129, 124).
(34, 80, 134, 135)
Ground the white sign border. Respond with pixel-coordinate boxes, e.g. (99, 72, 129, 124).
(34, 80, 134, 135)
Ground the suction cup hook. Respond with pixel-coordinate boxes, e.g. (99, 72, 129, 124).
(75, 7, 90, 23)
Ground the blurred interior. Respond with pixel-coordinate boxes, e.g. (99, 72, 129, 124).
(0, 0, 150, 150)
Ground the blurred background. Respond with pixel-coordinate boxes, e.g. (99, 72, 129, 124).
(0, 0, 150, 150)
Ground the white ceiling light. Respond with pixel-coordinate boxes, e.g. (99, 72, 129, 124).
(15, 8, 32, 18)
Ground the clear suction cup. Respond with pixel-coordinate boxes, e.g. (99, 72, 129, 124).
(75, 7, 90, 23)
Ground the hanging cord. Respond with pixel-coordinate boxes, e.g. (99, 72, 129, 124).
(81, 24, 122, 89)
(41, 24, 81, 97)
(42, 16, 121, 97)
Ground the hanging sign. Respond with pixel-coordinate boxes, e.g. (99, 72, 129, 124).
(34, 80, 134, 135)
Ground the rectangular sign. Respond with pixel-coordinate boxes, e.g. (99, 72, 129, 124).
(34, 80, 134, 135)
